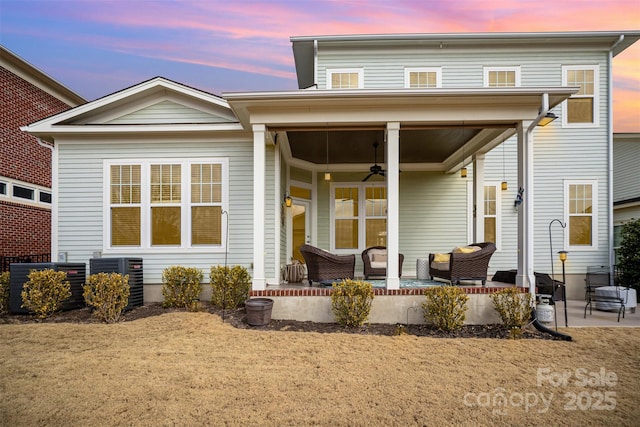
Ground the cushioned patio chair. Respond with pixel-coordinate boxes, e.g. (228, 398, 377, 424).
(429, 242, 496, 286)
(361, 246, 404, 279)
(299, 244, 355, 285)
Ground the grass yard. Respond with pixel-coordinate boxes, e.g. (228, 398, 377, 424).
(1, 312, 639, 426)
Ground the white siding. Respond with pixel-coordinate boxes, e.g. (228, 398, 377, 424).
(107, 100, 234, 124)
(613, 138, 640, 203)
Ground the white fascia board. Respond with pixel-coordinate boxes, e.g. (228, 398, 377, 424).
(21, 122, 246, 139)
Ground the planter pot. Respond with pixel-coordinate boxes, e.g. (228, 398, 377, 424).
(245, 298, 274, 326)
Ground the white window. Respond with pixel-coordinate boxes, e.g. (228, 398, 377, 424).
(484, 184, 501, 248)
(326, 68, 363, 89)
(0, 176, 51, 209)
(562, 65, 599, 127)
(331, 183, 386, 251)
(564, 180, 598, 250)
(105, 159, 227, 251)
(484, 67, 521, 87)
(405, 67, 442, 88)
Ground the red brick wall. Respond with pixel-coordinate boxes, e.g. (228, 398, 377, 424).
(1, 66, 73, 256)
(0, 202, 51, 255)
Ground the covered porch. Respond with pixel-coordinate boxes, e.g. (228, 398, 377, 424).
(225, 87, 577, 300)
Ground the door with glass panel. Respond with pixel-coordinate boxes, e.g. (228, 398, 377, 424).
(290, 200, 310, 263)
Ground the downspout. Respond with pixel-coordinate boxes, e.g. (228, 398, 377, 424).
(313, 39, 318, 87)
(608, 35, 624, 276)
(36, 137, 57, 261)
(525, 95, 572, 341)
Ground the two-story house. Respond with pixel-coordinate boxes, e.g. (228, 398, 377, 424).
(23, 31, 639, 323)
(1, 46, 85, 270)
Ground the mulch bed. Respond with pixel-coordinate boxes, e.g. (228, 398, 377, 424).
(0, 302, 559, 339)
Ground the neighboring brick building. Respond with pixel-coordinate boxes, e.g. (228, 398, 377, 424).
(1, 45, 85, 266)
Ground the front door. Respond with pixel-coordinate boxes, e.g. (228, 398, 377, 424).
(290, 199, 310, 263)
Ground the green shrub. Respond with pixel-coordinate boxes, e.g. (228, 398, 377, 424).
(617, 218, 640, 296)
(210, 265, 251, 309)
(491, 287, 532, 339)
(162, 266, 203, 310)
(422, 286, 469, 332)
(83, 272, 130, 323)
(0, 271, 10, 314)
(331, 279, 374, 327)
(21, 269, 71, 318)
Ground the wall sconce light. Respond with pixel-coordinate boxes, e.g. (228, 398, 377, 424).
(324, 172, 331, 181)
(537, 112, 558, 127)
(501, 181, 508, 191)
(460, 167, 467, 178)
(284, 193, 292, 207)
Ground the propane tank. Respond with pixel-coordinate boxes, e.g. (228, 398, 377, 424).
(537, 295, 554, 324)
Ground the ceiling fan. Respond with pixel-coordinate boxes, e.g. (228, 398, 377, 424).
(362, 141, 385, 181)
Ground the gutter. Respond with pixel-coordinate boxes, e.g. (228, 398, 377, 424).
(608, 35, 625, 273)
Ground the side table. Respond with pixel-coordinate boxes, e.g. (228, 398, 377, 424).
(416, 258, 430, 280)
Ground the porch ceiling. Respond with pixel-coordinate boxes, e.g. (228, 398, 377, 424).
(225, 87, 577, 172)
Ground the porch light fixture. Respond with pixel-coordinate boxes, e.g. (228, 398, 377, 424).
(324, 129, 331, 181)
(537, 112, 558, 127)
(460, 144, 467, 178)
(501, 138, 508, 191)
(558, 250, 568, 263)
(284, 193, 292, 207)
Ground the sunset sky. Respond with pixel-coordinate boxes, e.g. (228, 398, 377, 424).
(1, 0, 638, 131)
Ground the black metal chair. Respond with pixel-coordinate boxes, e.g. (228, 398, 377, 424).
(584, 266, 625, 322)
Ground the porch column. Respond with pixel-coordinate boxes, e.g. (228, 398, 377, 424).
(516, 121, 535, 291)
(386, 122, 400, 290)
(253, 124, 266, 290)
(472, 153, 485, 243)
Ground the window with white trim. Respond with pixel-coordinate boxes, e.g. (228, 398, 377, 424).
(562, 65, 599, 126)
(0, 176, 51, 208)
(405, 67, 441, 88)
(484, 66, 520, 87)
(326, 68, 363, 89)
(565, 180, 598, 249)
(332, 183, 386, 251)
(107, 159, 226, 250)
(0, 181, 7, 196)
(484, 184, 500, 246)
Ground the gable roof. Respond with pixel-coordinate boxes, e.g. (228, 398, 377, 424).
(1, 45, 86, 107)
(22, 77, 243, 141)
(291, 30, 640, 89)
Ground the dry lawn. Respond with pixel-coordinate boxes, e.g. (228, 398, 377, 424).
(1, 312, 639, 427)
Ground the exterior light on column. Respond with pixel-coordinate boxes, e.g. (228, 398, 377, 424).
(284, 193, 292, 207)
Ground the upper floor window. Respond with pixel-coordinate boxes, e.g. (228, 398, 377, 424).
(107, 159, 227, 250)
(13, 185, 34, 201)
(327, 68, 363, 89)
(484, 67, 520, 87)
(405, 67, 441, 88)
(0, 176, 51, 209)
(562, 65, 599, 127)
(565, 180, 598, 250)
(0, 181, 6, 196)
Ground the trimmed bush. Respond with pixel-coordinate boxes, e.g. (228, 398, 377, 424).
(617, 218, 640, 296)
(491, 287, 532, 339)
(83, 272, 130, 323)
(0, 271, 10, 314)
(21, 269, 71, 318)
(422, 286, 469, 332)
(162, 266, 203, 310)
(210, 265, 251, 309)
(331, 279, 374, 327)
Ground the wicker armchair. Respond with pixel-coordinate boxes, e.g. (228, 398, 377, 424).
(299, 244, 355, 285)
(361, 246, 404, 279)
(429, 242, 496, 286)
